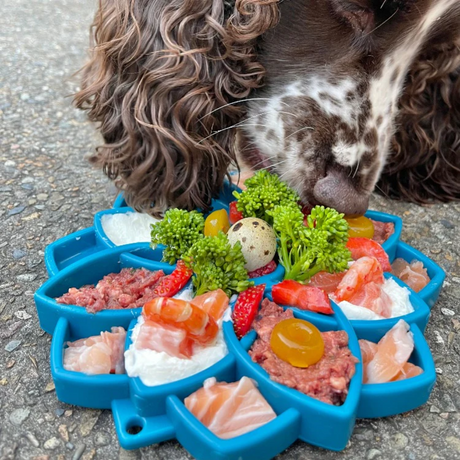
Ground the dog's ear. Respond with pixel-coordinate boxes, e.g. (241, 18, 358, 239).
(329, 0, 375, 35)
(74, 0, 278, 215)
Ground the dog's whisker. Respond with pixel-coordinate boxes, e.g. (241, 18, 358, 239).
(197, 109, 279, 145)
(374, 183, 390, 199)
(284, 126, 314, 140)
(362, 8, 399, 38)
(197, 98, 272, 121)
(198, 98, 293, 121)
(267, 159, 290, 170)
(249, 156, 288, 170)
(277, 167, 295, 181)
(197, 123, 270, 145)
(352, 158, 361, 179)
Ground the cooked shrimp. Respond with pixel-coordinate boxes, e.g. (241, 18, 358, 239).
(348, 282, 392, 318)
(143, 297, 219, 345)
(192, 289, 229, 322)
(334, 257, 384, 302)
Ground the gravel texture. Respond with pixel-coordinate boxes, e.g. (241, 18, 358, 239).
(1, 1, 460, 459)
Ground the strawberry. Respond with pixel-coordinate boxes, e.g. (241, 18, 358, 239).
(346, 237, 391, 272)
(271, 279, 333, 315)
(229, 201, 244, 225)
(247, 260, 277, 278)
(153, 260, 193, 297)
(232, 284, 266, 338)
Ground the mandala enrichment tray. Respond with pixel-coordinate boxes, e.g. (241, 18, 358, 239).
(34, 181, 445, 459)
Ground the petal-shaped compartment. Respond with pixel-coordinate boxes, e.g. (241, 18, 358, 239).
(392, 241, 446, 308)
(345, 273, 431, 342)
(50, 317, 130, 409)
(44, 227, 102, 277)
(94, 207, 162, 249)
(357, 323, 436, 418)
(167, 395, 300, 460)
(125, 318, 236, 418)
(225, 302, 362, 452)
(35, 244, 172, 336)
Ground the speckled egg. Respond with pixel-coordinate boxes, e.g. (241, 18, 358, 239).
(227, 218, 277, 272)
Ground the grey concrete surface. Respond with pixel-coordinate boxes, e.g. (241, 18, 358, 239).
(1, 1, 460, 459)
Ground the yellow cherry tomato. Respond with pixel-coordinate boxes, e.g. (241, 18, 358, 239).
(270, 318, 324, 368)
(345, 215, 375, 239)
(204, 209, 230, 237)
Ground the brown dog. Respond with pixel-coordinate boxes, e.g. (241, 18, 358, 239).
(74, 0, 460, 215)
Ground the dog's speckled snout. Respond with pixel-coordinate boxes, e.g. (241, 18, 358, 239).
(313, 168, 369, 216)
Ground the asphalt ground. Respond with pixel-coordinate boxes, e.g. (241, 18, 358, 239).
(1, 1, 460, 459)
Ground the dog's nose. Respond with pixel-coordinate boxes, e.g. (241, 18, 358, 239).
(313, 167, 369, 215)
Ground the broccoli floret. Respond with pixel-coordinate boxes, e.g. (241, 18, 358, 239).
(269, 204, 351, 282)
(150, 209, 205, 264)
(182, 232, 254, 297)
(232, 170, 300, 225)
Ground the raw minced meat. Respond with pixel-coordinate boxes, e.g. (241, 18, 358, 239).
(56, 268, 165, 313)
(371, 220, 394, 245)
(249, 299, 358, 406)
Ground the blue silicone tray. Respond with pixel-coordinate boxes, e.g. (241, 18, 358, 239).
(35, 181, 445, 459)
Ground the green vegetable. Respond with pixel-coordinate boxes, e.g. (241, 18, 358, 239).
(150, 209, 205, 264)
(233, 170, 299, 225)
(182, 232, 254, 297)
(268, 205, 351, 282)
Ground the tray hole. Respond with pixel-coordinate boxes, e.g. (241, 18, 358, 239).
(126, 418, 144, 435)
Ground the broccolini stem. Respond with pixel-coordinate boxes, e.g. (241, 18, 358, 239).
(278, 237, 292, 275)
(284, 262, 323, 282)
(296, 264, 324, 282)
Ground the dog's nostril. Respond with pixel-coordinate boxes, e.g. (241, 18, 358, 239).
(313, 168, 369, 215)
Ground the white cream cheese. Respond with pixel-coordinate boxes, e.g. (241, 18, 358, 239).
(101, 212, 161, 246)
(337, 278, 413, 321)
(124, 310, 229, 387)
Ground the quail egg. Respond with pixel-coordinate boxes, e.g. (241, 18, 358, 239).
(227, 217, 277, 272)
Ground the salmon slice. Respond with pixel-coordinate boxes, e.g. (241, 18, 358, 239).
(359, 339, 378, 383)
(366, 320, 414, 384)
(359, 339, 378, 363)
(391, 258, 430, 293)
(185, 377, 277, 439)
(64, 326, 126, 375)
(308, 271, 346, 294)
(391, 362, 423, 381)
(192, 289, 230, 321)
(334, 257, 384, 302)
(135, 320, 194, 359)
(348, 282, 393, 318)
(346, 238, 392, 272)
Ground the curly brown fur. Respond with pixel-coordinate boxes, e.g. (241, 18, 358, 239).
(378, 33, 460, 203)
(74, 0, 279, 215)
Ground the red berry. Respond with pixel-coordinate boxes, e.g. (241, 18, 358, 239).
(153, 260, 193, 297)
(232, 284, 266, 338)
(272, 280, 333, 315)
(229, 201, 244, 225)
